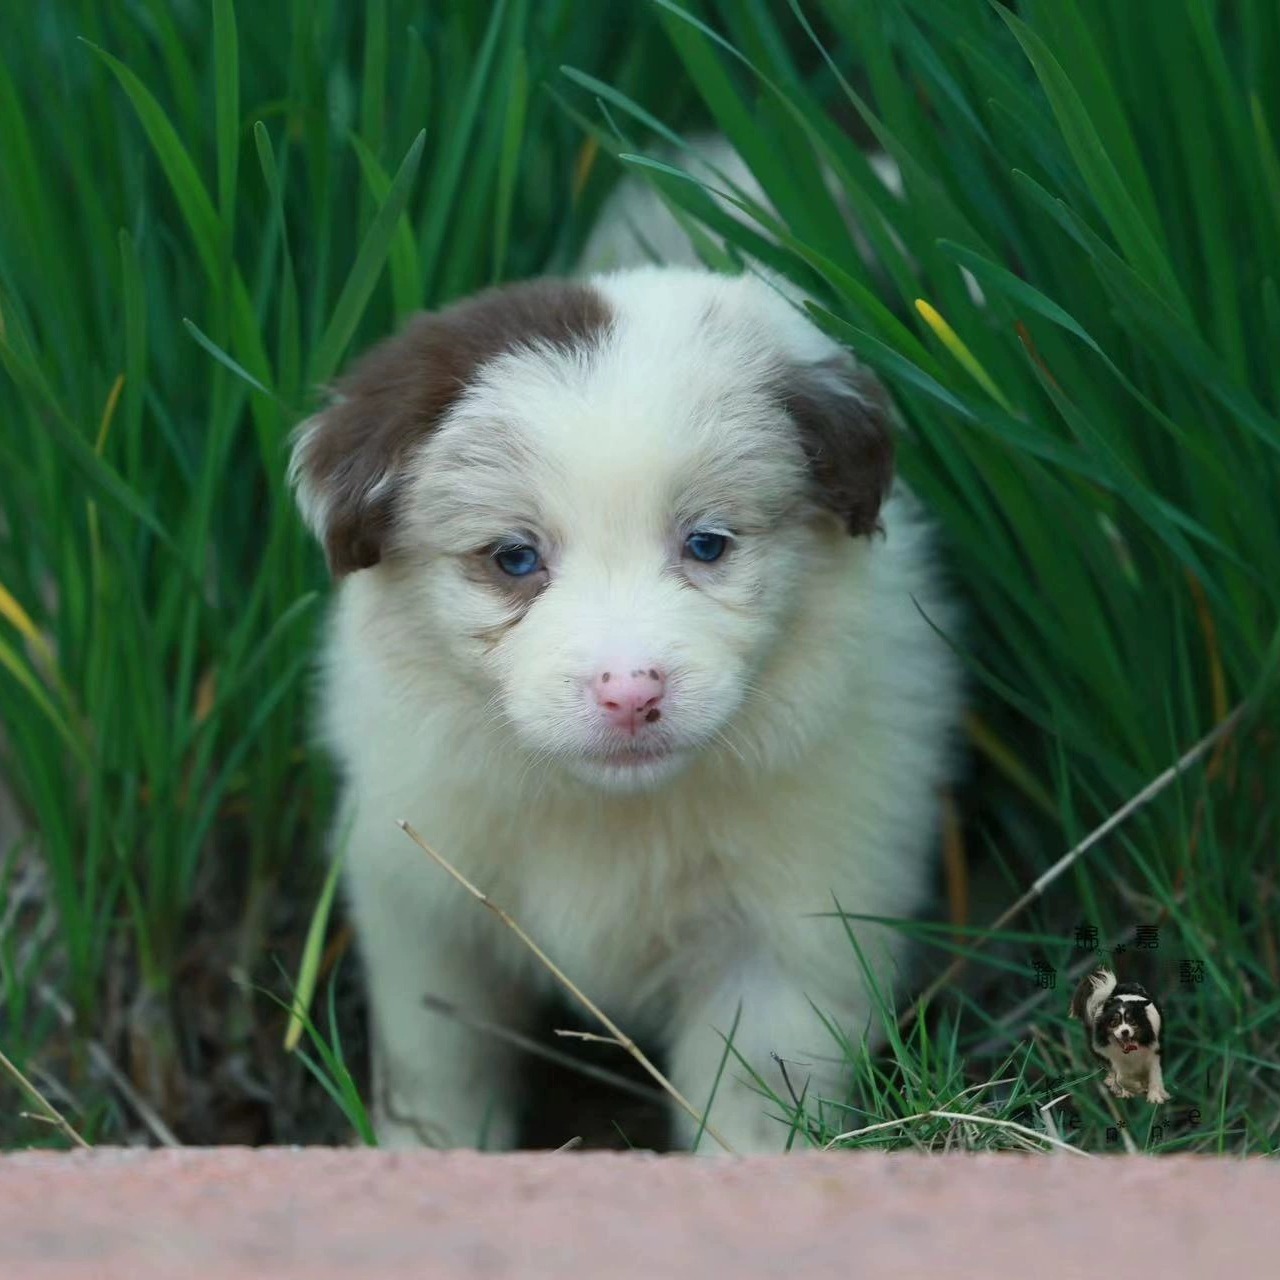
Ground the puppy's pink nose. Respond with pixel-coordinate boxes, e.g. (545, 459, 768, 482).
(592, 667, 666, 731)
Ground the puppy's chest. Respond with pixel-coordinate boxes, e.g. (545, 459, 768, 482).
(1099, 1041, 1155, 1080)
(492, 817, 747, 1007)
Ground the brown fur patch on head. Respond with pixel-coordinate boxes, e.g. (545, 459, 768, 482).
(290, 280, 614, 576)
(778, 358, 895, 537)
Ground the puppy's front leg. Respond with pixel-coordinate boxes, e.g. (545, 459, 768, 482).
(666, 960, 855, 1155)
(1145, 1054, 1170, 1105)
(351, 842, 530, 1149)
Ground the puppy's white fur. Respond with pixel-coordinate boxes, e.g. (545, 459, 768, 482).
(296, 264, 962, 1153)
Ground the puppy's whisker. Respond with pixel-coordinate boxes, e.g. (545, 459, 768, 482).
(709, 725, 750, 768)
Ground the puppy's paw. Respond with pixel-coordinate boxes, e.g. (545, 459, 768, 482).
(1146, 1084, 1170, 1105)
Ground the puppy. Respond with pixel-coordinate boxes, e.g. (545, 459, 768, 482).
(1070, 967, 1170, 1104)
(289, 265, 962, 1152)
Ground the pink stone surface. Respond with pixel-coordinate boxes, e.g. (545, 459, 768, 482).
(0, 1149, 1274, 1279)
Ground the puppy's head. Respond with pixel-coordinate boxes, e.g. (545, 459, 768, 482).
(291, 268, 894, 791)
(1095, 995, 1160, 1055)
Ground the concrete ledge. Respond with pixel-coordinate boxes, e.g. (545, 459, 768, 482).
(0, 1149, 1274, 1279)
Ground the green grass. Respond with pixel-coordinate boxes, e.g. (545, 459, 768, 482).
(575, 0, 1280, 1155)
(0, 0, 679, 1146)
(2, 0, 1278, 1155)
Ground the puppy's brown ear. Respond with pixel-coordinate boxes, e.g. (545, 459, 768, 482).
(288, 279, 613, 577)
(782, 357, 895, 537)
(288, 316, 439, 578)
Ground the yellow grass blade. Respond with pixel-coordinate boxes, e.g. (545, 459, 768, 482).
(0, 580, 56, 673)
(915, 298, 1014, 413)
(95, 373, 125, 456)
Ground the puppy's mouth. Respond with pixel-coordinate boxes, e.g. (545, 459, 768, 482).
(565, 736, 693, 788)
(586, 744, 676, 769)
(1119, 1040, 1140, 1054)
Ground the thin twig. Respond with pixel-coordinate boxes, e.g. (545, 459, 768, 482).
(0, 1047, 90, 1149)
(940, 1075, 1019, 1107)
(2, 849, 169, 1147)
(398, 820, 734, 1154)
(899, 704, 1247, 1032)
(553, 1029, 624, 1047)
(37, 983, 180, 1148)
(422, 995, 665, 1106)
(824, 1108, 1094, 1157)
(18, 1112, 57, 1127)
(84, 1042, 180, 1148)
(1039, 1097, 1065, 1148)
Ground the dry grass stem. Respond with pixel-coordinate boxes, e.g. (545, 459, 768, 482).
(398, 819, 734, 1154)
(553, 1029, 624, 1046)
(945, 1075, 1019, 1104)
(0, 1046, 90, 1150)
(421, 994, 665, 1105)
(824, 1108, 1095, 1157)
(37, 983, 180, 1148)
(899, 703, 1247, 1032)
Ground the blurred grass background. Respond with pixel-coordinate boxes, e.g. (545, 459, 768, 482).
(1, 0, 1277, 1154)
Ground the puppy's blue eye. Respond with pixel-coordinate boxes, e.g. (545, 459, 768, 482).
(684, 530, 729, 564)
(493, 544, 541, 577)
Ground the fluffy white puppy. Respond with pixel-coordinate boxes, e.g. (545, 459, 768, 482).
(290, 260, 961, 1153)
